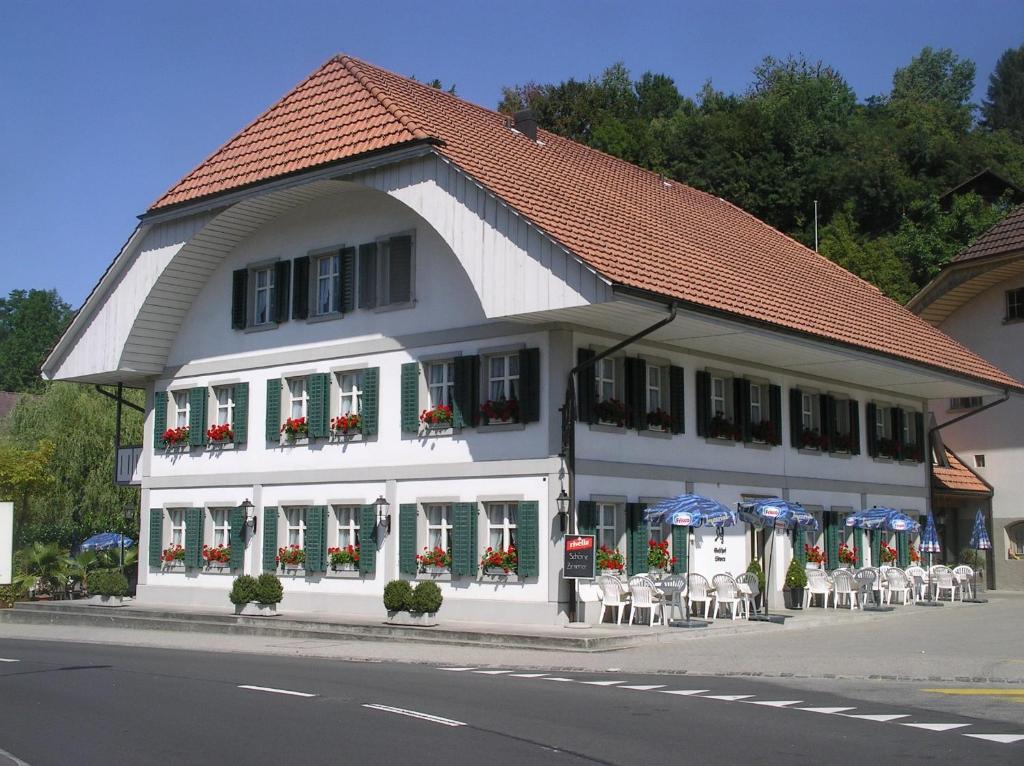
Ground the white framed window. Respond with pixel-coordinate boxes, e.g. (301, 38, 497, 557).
(253, 266, 275, 326)
(710, 375, 727, 418)
(338, 371, 362, 416)
(426, 361, 455, 408)
(425, 504, 453, 551)
(288, 378, 308, 420)
(646, 366, 663, 413)
(596, 358, 616, 403)
(902, 410, 916, 445)
(173, 391, 190, 428)
(486, 502, 518, 550)
(646, 518, 666, 545)
(1009, 522, 1024, 556)
(596, 502, 618, 550)
(169, 509, 186, 548)
(749, 383, 764, 424)
(487, 353, 520, 401)
(875, 405, 892, 440)
(314, 253, 341, 316)
(211, 508, 231, 548)
(801, 392, 819, 432)
(949, 396, 982, 411)
(285, 508, 307, 548)
(834, 398, 850, 436)
(213, 386, 233, 426)
(334, 506, 360, 549)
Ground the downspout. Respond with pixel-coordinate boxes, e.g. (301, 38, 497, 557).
(560, 304, 677, 622)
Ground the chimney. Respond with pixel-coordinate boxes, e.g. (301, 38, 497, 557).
(513, 109, 538, 141)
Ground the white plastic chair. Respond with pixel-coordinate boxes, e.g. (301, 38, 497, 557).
(804, 569, 833, 609)
(831, 569, 859, 610)
(952, 565, 974, 600)
(712, 574, 746, 620)
(933, 566, 959, 601)
(905, 565, 927, 601)
(596, 574, 630, 625)
(659, 574, 687, 623)
(883, 568, 913, 605)
(686, 573, 714, 619)
(855, 568, 880, 607)
(627, 575, 664, 626)
(735, 572, 761, 616)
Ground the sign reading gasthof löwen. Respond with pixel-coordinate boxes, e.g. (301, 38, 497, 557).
(563, 534, 596, 579)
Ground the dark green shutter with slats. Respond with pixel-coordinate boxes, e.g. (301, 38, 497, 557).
(304, 506, 327, 572)
(185, 507, 203, 569)
(849, 399, 861, 455)
(576, 348, 596, 424)
(789, 388, 803, 448)
(229, 506, 245, 570)
(307, 373, 330, 438)
(516, 501, 539, 577)
(577, 500, 597, 536)
(624, 357, 647, 430)
(292, 255, 309, 320)
(262, 507, 278, 572)
(153, 390, 167, 452)
(866, 402, 878, 456)
(915, 411, 925, 462)
(672, 526, 688, 573)
(232, 268, 248, 330)
(768, 384, 783, 445)
(359, 505, 376, 575)
(735, 377, 751, 442)
(452, 355, 479, 428)
(361, 367, 379, 436)
(149, 509, 163, 568)
(855, 529, 865, 567)
(232, 383, 248, 445)
(265, 379, 281, 443)
(340, 247, 356, 313)
(820, 394, 835, 452)
(669, 365, 685, 434)
(401, 362, 420, 433)
(626, 503, 647, 576)
(695, 370, 711, 436)
(793, 527, 806, 565)
(358, 243, 377, 309)
(272, 260, 290, 323)
(188, 387, 207, 447)
(896, 531, 909, 567)
(518, 347, 541, 423)
(399, 504, 418, 575)
(870, 530, 882, 567)
(825, 512, 840, 570)
(452, 503, 477, 577)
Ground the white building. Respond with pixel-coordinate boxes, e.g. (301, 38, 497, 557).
(910, 204, 1024, 590)
(43, 55, 1022, 622)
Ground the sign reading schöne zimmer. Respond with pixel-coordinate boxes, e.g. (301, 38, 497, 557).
(563, 534, 596, 579)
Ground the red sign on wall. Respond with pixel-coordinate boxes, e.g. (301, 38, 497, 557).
(564, 534, 596, 579)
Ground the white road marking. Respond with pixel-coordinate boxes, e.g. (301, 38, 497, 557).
(702, 695, 754, 701)
(659, 689, 710, 696)
(581, 680, 625, 686)
(963, 734, 1024, 744)
(844, 714, 909, 722)
(0, 659, 20, 663)
(619, 684, 666, 691)
(798, 707, 856, 714)
(542, 677, 575, 682)
(0, 745, 32, 766)
(901, 723, 972, 732)
(237, 685, 317, 698)
(363, 704, 465, 727)
(746, 700, 803, 707)
(509, 673, 550, 678)
(472, 670, 512, 675)
(438, 667, 475, 672)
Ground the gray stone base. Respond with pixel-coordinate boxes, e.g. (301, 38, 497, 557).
(88, 595, 129, 607)
(386, 610, 438, 626)
(234, 602, 278, 617)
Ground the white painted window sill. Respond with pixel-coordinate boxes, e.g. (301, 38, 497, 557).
(416, 425, 460, 438)
(477, 422, 525, 433)
(329, 432, 364, 443)
(479, 571, 522, 583)
(325, 569, 364, 579)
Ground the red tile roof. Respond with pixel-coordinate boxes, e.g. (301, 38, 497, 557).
(951, 203, 1024, 264)
(151, 55, 1022, 392)
(932, 449, 991, 495)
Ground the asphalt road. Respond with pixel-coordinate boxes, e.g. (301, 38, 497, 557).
(0, 639, 1021, 766)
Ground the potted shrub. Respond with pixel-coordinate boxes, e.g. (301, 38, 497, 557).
(420, 404, 454, 430)
(384, 579, 442, 626)
(328, 545, 359, 571)
(88, 570, 130, 606)
(230, 573, 283, 616)
(646, 539, 675, 574)
(416, 546, 451, 574)
(480, 545, 517, 575)
(785, 557, 807, 609)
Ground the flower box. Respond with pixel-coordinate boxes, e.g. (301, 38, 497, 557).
(328, 545, 359, 570)
(280, 417, 309, 442)
(206, 423, 234, 444)
(647, 539, 676, 572)
(750, 420, 780, 445)
(480, 398, 519, 424)
(160, 545, 185, 566)
(416, 546, 451, 572)
(331, 563, 357, 572)
(235, 602, 279, 617)
(646, 408, 672, 431)
(331, 413, 361, 438)
(162, 427, 190, 448)
(422, 566, 449, 575)
(89, 595, 128, 607)
(420, 404, 454, 430)
(709, 414, 740, 441)
(593, 398, 628, 427)
(596, 545, 625, 575)
(385, 610, 437, 627)
(799, 429, 828, 450)
(480, 545, 517, 575)
(202, 544, 231, 566)
(277, 545, 306, 569)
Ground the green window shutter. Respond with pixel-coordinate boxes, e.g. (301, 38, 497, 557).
(388, 235, 414, 304)
(340, 247, 356, 313)
(400, 362, 420, 433)
(307, 373, 330, 438)
(672, 525, 688, 574)
(272, 260, 291, 323)
(232, 383, 249, 445)
(915, 412, 925, 462)
(229, 506, 246, 570)
(231, 268, 248, 330)
(865, 403, 878, 457)
(793, 527, 806, 565)
(149, 509, 163, 568)
(768, 384, 783, 445)
(735, 378, 751, 442)
(624, 357, 646, 430)
(855, 529, 865, 567)
(695, 370, 710, 436)
(185, 508, 204, 569)
(820, 394, 835, 451)
(576, 348, 596, 424)
(361, 367, 379, 436)
(153, 390, 167, 452)
(188, 387, 207, 447)
(452, 503, 477, 577)
(577, 500, 597, 536)
(262, 507, 279, 572)
(265, 378, 282, 443)
(517, 347, 541, 423)
(870, 530, 882, 567)
(626, 503, 647, 576)
(452, 355, 479, 428)
(516, 501, 539, 578)
(358, 242, 377, 309)
(789, 388, 803, 448)
(359, 505, 376, 575)
(399, 504, 418, 575)
(292, 256, 309, 320)
(304, 506, 327, 572)
(825, 512, 839, 570)
(849, 400, 861, 455)
(896, 531, 909, 567)
(669, 365, 685, 434)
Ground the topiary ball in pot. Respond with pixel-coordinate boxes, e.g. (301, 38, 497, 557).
(784, 557, 808, 589)
(229, 575, 259, 605)
(90, 570, 130, 598)
(254, 573, 284, 605)
(383, 580, 414, 612)
(410, 581, 443, 614)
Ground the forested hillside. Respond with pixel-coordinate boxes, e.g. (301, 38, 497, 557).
(498, 45, 1024, 302)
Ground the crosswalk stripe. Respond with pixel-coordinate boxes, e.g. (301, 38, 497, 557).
(845, 714, 909, 722)
(798, 707, 856, 714)
(619, 685, 666, 691)
(746, 700, 803, 707)
(703, 694, 754, 701)
(963, 734, 1024, 744)
(509, 673, 549, 678)
(580, 680, 625, 686)
(472, 670, 513, 675)
(438, 667, 475, 672)
(659, 689, 710, 696)
(542, 677, 575, 682)
(901, 723, 972, 732)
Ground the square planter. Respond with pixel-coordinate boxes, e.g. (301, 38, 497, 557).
(281, 566, 305, 575)
(483, 567, 514, 576)
(422, 566, 449, 575)
(386, 610, 438, 627)
(331, 563, 357, 572)
(89, 595, 128, 607)
(234, 602, 279, 617)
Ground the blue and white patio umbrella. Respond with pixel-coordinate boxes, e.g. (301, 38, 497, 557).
(968, 510, 992, 551)
(79, 532, 135, 551)
(738, 498, 819, 531)
(844, 507, 920, 533)
(920, 512, 941, 554)
(643, 494, 739, 528)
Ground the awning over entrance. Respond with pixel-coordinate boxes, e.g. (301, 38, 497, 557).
(932, 449, 992, 497)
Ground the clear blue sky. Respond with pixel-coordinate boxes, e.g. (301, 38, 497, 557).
(2, 1, 1022, 308)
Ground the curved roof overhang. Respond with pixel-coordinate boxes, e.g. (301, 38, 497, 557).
(908, 250, 1024, 327)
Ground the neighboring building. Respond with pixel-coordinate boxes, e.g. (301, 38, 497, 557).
(43, 55, 1022, 622)
(910, 204, 1024, 590)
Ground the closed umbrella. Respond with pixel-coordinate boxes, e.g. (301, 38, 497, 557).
(919, 511, 942, 605)
(739, 498, 818, 619)
(964, 510, 991, 603)
(644, 495, 739, 627)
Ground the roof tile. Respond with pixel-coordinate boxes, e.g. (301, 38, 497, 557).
(932, 449, 991, 495)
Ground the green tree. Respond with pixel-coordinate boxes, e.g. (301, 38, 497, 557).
(0, 289, 72, 393)
(818, 207, 916, 302)
(982, 44, 1024, 137)
(0, 441, 54, 527)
